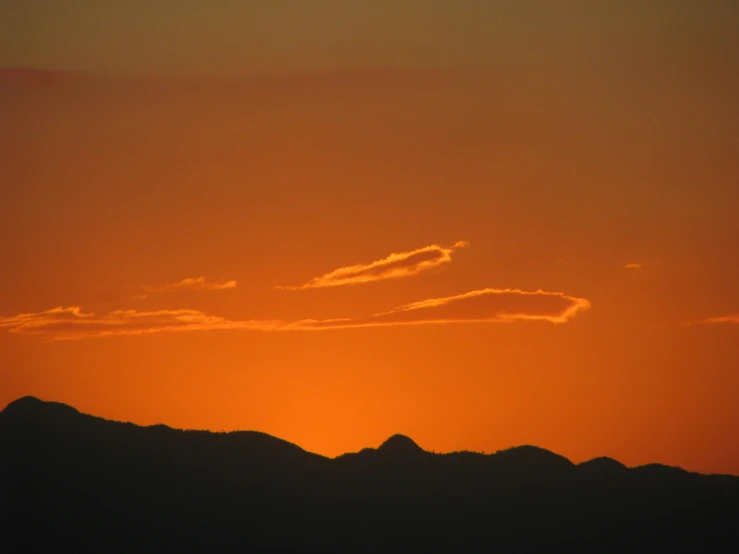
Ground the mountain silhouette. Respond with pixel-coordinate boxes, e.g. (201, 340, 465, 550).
(578, 456, 629, 473)
(378, 433, 425, 454)
(1, 397, 737, 553)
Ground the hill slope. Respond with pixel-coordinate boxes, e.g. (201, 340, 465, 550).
(1, 396, 737, 553)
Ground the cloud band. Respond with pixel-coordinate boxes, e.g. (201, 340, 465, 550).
(278, 241, 469, 290)
(0, 287, 590, 341)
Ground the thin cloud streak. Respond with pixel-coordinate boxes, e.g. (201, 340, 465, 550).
(0, 306, 282, 340)
(0, 287, 591, 341)
(304, 288, 591, 329)
(278, 241, 469, 290)
(698, 313, 739, 324)
(136, 277, 238, 298)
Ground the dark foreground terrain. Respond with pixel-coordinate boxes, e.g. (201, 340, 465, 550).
(1, 397, 737, 553)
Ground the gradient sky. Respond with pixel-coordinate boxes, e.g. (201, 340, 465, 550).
(1, 1, 738, 474)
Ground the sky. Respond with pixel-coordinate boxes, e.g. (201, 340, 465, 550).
(1, 1, 738, 474)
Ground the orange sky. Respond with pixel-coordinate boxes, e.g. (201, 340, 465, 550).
(1, 2, 738, 474)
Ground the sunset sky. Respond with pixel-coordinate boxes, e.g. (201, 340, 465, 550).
(1, 1, 738, 474)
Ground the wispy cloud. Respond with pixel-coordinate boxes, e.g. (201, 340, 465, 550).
(278, 241, 469, 290)
(0, 288, 590, 341)
(697, 313, 739, 324)
(0, 306, 280, 340)
(304, 288, 591, 329)
(625, 261, 661, 275)
(134, 277, 237, 298)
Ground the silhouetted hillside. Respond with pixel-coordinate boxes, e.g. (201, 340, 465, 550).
(1, 397, 737, 553)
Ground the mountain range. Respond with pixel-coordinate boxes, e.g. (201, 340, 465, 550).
(1, 396, 737, 553)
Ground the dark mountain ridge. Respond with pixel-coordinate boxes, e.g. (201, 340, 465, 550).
(2, 396, 737, 553)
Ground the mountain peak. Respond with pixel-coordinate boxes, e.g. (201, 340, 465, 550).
(3, 395, 45, 412)
(579, 456, 628, 472)
(1, 396, 80, 418)
(378, 434, 424, 454)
